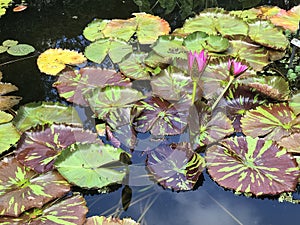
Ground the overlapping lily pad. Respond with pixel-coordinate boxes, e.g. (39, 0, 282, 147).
(16, 124, 101, 173)
(146, 142, 205, 191)
(0, 122, 20, 154)
(133, 96, 190, 136)
(0, 157, 71, 217)
(0, 195, 87, 224)
(240, 103, 300, 141)
(270, 5, 300, 32)
(206, 136, 300, 196)
(53, 67, 131, 106)
(85, 216, 139, 225)
(55, 143, 130, 189)
(13, 101, 82, 132)
(85, 86, 145, 120)
(83, 19, 109, 41)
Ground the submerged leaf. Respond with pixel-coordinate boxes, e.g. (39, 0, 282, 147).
(37, 48, 87, 76)
(206, 136, 300, 196)
(240, 103, 300, 141)
(13, 101, 82, 132)
(55, 143, 130, 189)
(53, 67, 131, 106)
(146, 142, 205, 191)
(0, 157, 70, 217)
(16, 124, 101, 173)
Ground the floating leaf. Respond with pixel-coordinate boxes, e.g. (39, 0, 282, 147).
(184, 31, 230, 53)
(2, 39, 18, 47)
(0, 73, 22, 110)
(270, 5, 300, 32)
(0, 157, 71, 217)
(53, 67, 131, 106)
(119, 52, 152, 80)
(55, 143, 130, 189)
(0, 123, 20, 154)
(85, 216, 139, 225)
(150, 67, 193, 101)
(240, 103, 300, 141)
(0, 0, 12, 17)
(0, 110, 13, 123)
(238, 75, 290, 100)
(85, 86, 145, 120)
(278, 133, 300, 154)
(134, 96, 191, 136)
(13, 101, 82, 132)
(188, 101, 233, 148)
(83, 19, 110, 41)
(289, 92, 300, 115)
(206, 136, 300, 196)
(0, 46, 8, 53)
(146, 142, 205, 191)
(7, 44, 35, 56)
(248, 21, 288, 50)
(16, 124, 101, 173)
(133, 12, 171, 44)
(84, 38, 132, 64)
(227, 40, 269, 71)
(37, 48, 87, 76)
(0, 195, 87, 224)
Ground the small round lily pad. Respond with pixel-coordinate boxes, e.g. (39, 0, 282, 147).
(7, 44, 35, 56)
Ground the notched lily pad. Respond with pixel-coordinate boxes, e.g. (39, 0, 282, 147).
(146, 142, 205, 191)
(0, 157, 71, 217)
(206, 136, 300, 196)
(16, 124, 101, 173)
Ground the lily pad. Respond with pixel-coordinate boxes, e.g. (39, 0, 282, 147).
(84, 38, 132, 64)
(0, 0, 12, 17)
(270, 5, 300, 32)
(7, 44, 35, 56)
(85, 216, 139, 225)
(13, 101, 82, 132)
(2, 39, 18, 47)
(0, 45, 8, 53)
(55, 143, 130, 189)
(248, 20, 288, 50)
(85, 86, 145, 120)
(0, 122, 20, 154)
(289, 92, 300, 115)
(206, 136, 300, 196)
(37, 48, 87, 76)
(53, 67, 131, 106)
(0, 195, 87, 224)
(83, 19, 110, 41)
(16, 124, 101, 173)
(0, 157, 71, 217)
(133, 96, 190, 136)
(278, 133, 300, 154)
(0, 110, 13, 123)
(240, 103, 300, 141)
(0, 75, 22, 110)
(146, 142, 205, 191)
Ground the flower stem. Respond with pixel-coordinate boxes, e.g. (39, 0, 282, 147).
(191, 80, 197, 104)
(211, 76, 235, 111)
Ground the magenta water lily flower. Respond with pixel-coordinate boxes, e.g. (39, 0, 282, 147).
(188, 50, 208, 72)
(228, 59, 248, 76)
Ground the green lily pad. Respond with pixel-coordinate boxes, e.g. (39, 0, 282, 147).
(0, 0, 12, 17)
(7, 44, 35, 56)
(0, 122, 20, 154)
(83, 19, 110, 41)
(16, 124, 101, 173)
(146, 142, 205, 191)
(84, 38, 132, 64)
(85, 86, 145, 120)
(0, 46, 8, 53)
(240, 103, 300, 141)
(2, 39, 18, 47)
(55, 143, 130, 189)
(0, 157, 71, 217)
(206, 136, 300, 196)
(0, 110, 13, 123)
(0, 195, 87, 224)
(248, 20, 288, 50)
(13, 101, 82, 132)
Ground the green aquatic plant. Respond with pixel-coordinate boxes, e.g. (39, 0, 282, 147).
(0, 39, 35, 56)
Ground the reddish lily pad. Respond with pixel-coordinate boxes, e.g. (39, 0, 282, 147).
(133, 96, 191, 136)
(53, 67, 131, 106)
(240, 103, 300, 141)
(0, 195, 87, 224)
(13, 101, 82, 132)
(146, 142, 205, 191)
(15, 124, 101, 173)
(278, 133, 300, 154)
(85, 216, 139, 225)
(0, 157, 71, 217)
(188, 101, 233, 148)
(289, 92, 300, 115)
(270, 5, 300, 32)
(206, 136, 300, 196)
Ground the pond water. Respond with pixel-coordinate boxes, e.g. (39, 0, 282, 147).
(1, 0, 300, 224)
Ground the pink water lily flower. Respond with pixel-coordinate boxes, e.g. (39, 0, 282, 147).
(188, 50, 208, 72)
(228, 59, 248, 76)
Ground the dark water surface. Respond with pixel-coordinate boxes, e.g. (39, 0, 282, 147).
(1, 1, 300, 225)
